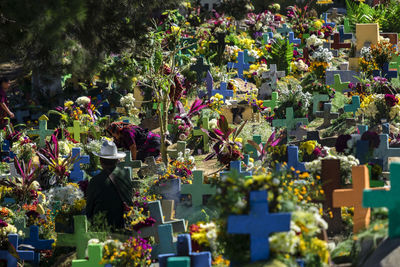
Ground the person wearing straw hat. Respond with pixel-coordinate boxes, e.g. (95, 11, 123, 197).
(86, 140, 134, 229)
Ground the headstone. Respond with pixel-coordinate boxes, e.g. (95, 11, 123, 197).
(20, 225, 54, 265)
(372, 63, 398, 80)
(326, 70, 360, 86)
(28, 119, 53, 147)
(71, 243, 104, 267)
(356, 23, 379, 52)
(0, 234, 34, 267)
(69, 147, 90, 182)
(57, 215, 106, 259)
(312, 94, 329, 114)
(323, 13, 335, 27)
(330, 74, 350, 93)
(211, 82, 233, 101)
(220, 160, 252, 178)
(159, 234, 211, 267)
(272, 107, 308, 131)
(333, 165, 371, 233)
(227, 51, 250, 79)
(227, 190, 291, 262)
(289, 123, 308, 141)
(363, 162, 400, 238)
(316, 103, 339, 128)
(181, 170, 216, 208)
(344, 95, 360, 116)
(190, 57, 210, 82)
(321, 159, 343, 235)
(338, 25, 353, 42)
(193, 117, 210, 153)
(139, 156, 166, 177)
(151, 224, 176, 258)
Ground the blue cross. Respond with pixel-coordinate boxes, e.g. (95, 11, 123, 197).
(373, 63, 398, 80)
(373, 134, 400, 171)
(227, 51, 250, 79)
(344, 96, 360, 116)
(358, 125, 368, 135)
(151, 224, 176, 258)
(323, 13, 335, 27)
(0, 234, 34, 267)
(159, 234, 211, 267)
(262, 32, 274, 44)
(220, 160, 252, 178)
(228, 190, 291, 262)
(20, 225, 54, 265)
(277, 24, 291, 36)
(338, 25, 353, 42)
(356, 139, 369, 165)
(288, 32, 301, 44)
(69, 147, 90, 182)
(211, 82, 233, 101)
(243, 49, 256, 64)
(287, 146, 306, 172)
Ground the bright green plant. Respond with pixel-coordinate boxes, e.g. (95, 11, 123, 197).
(269, 38, 293, 73)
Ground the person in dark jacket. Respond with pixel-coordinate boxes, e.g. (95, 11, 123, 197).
(86, 140, 133, 229)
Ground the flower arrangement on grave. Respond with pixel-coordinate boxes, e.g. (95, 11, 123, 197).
(203, 115, 247, 165)
(211, 168, 325, 264)
(247, 130, 282, 167)
(156, 151, 195, 184)
(0, 219, 21, 250)
(172, 99, 208, 141)
(275, 82, 312, 119)
(359, 46, 378, 75)
(243, 88, 266, 113)
(370, 40, 398, 69)
(0, 158, 40, 205)
(37, 135, 78, 186)
(306, 154, 360, 185)
(244, 10, 277, 38)
(298, 140, 327, 162)
(309, 47, 333, 79)
(356, 94, 400, 125)
(21, 202, 56, 241)
(100, 237, 152, 267)
(11, 134, 37, 164)
(368, 76, 398, 94)
(120, 93, 140, 118)
(51, 97, 100, 127)
(123, 192, 157, 232)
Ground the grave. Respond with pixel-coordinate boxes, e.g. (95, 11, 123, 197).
(158, 234, 211, 267)
(245, 135, 265, 159)
(312, 94, 329, 114)
(181, 170, 216, 208)
(326, 70, 360, 86)
(373, 134, 400, 171)
(372, 63, 398, 80)
(288, 32, 301, 44)
(316, 103, 339, 128)
(118, 151, 142, 170)
(329, 74, 350, 93)
(277, 24, 291, 36)
(333, 165, 372, 233)
(363, 162, 400, 238)
(338, 25, 353, 42)
(0, 234, 34, 267)
(344, 95, 361, 116)
(243, 49, 256, 64)
(220, 160, 252, 178)
(262, 92, 279, 112)
(227, 51, 250, 79)
(15, 110, 30, 123)
(259, 65, 285, 99)
(20, 225, 54, 265)
(287, 145, 306, 172)
(211, 82, 233, 101)
(67, 120, 87, 143)
(69, 147, 90, 182)
(323, 13, 335, 27)
(205, 71, 213, 98)
(28, 119, 54, 147)
(151, 224, 176, 258)
(57, 215, 106, 259)
(331, 33, 351, 50)
(272, 107, 308, 131)
(227, 190, 291, 262)
(139, 156, 166, 177)
(167, 141, 188, 159)
(355, 23, 379, 53)
(71, 243, 104, 267)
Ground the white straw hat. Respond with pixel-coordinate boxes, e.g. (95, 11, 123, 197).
(93, 140, 126, 159)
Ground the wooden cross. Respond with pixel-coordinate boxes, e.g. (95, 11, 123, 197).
(272, 107, 308, 131)
(316, 103, 339, 128)
(190, 57, 210, 82)
(227, 190, 291, 262)
(118, 151, 142, 171)
(323, 13, 335, 27)
(331, 74, 350, 93)
(288, 32, 301, 44)
(331, 33, 351, 50)
(243, 49, 256, 64)
(262, 92, 279, 113)
(287, 146, 306, 172)
(312, 94, 329, 114)
(333, 165, 371, 233)
(344, 95, 360, 116)
(363, 162, 400, 238)
(181, 170, 216, 208)
(28, 119, 53, 147)
(0, 234, 34, 266)
(151, 224, 176, 259)
(193, 117, 210, 153)
(321, 159, 343, 235)
(227, 51, 250, 79)
(71, 243, 104, 267)
(57, 215, 106, 259)
(372, 63, 398, 80)
(67, 120, 86, 143)
(211, 82, 233, 101)
(69, 147, 90, 182)
(338, 25, 353, 42)
(21, 225, 54, 265)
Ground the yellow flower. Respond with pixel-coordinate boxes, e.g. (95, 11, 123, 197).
(171, 26, 181, 34)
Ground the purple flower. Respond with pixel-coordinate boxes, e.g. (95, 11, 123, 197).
(0, 219, 8, 227)
(385, 94, 398, 107)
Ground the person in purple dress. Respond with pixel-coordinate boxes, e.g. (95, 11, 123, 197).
(0, 77, 14, 128)
(106, 122, 161, 161)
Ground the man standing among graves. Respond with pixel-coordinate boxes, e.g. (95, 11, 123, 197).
(0, 77, 14, 128)
(87, 140, 133, 229)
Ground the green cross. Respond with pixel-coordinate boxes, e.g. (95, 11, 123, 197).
(272, 107, 308, 130)
(193, 117, 210, 153)
(118, 151, 142, 170)
(344, 18, 351, 33)
(167, 141, 187, 159)
(331, 74, 350, 94)
(71, 243, 104, 267)
(263, 92, 279, 113)
(312, 94, 329, 114)
(244, 135, 265, 159)
(67, 120, 86, 143)
(363, 162, 400, 238)
(181, 170, 216, 208)
(28, 119, 53, 147)
(57, 215, 106, 259)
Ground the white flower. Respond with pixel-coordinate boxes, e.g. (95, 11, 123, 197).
(306, 34, 324, 48)
(76, 96, 91, 107)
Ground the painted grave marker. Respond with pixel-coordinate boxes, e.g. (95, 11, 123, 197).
(205, 71, 213, 98)
(227, 190, 291, 262)
(71, 243, 104, 267)
(288, 32, 301, 44)
(57, 215, 106, 259)
(245, 135, 265, 159)
(118, 151, 142, 170)
(227, 51, 250, 79)
(151, 224, 176, 258)
(316, 103, 339, 128)
(181, 170, 216, 208)
(356, 23, 379, 52)
(331, 33, 351, 50)
(190, 57, 210, 82)
(277, 24, 291, 36)
(333, 165, 371, 233)
(220, 160, 252, 178)
(28, 119, 53, 147)
(363, 162, 400, 237)
(372, 63, 398, 80)
(211, 82, 233, 101)
(344, 96, 360, 116)
(193, 117, 210, 153)
(243, 49, 256, 64)
(0, 234, 34, 267)
(20, 225, 54, 265)
(312, 94, 329, 114)
(67, 120, 86, 143)
(69, 147, 90, 182)
(338, 25, 353, 42)
(373, 134, 400, 171)
(167, 141, 188, 159)
(262, 92, 279, 112)
(323, 13, 335, 27)
(331, 74, 350, 93)
(326, 70, 360, 86)
(272, 107, 308, 131)
(287, 146, 306, 172)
